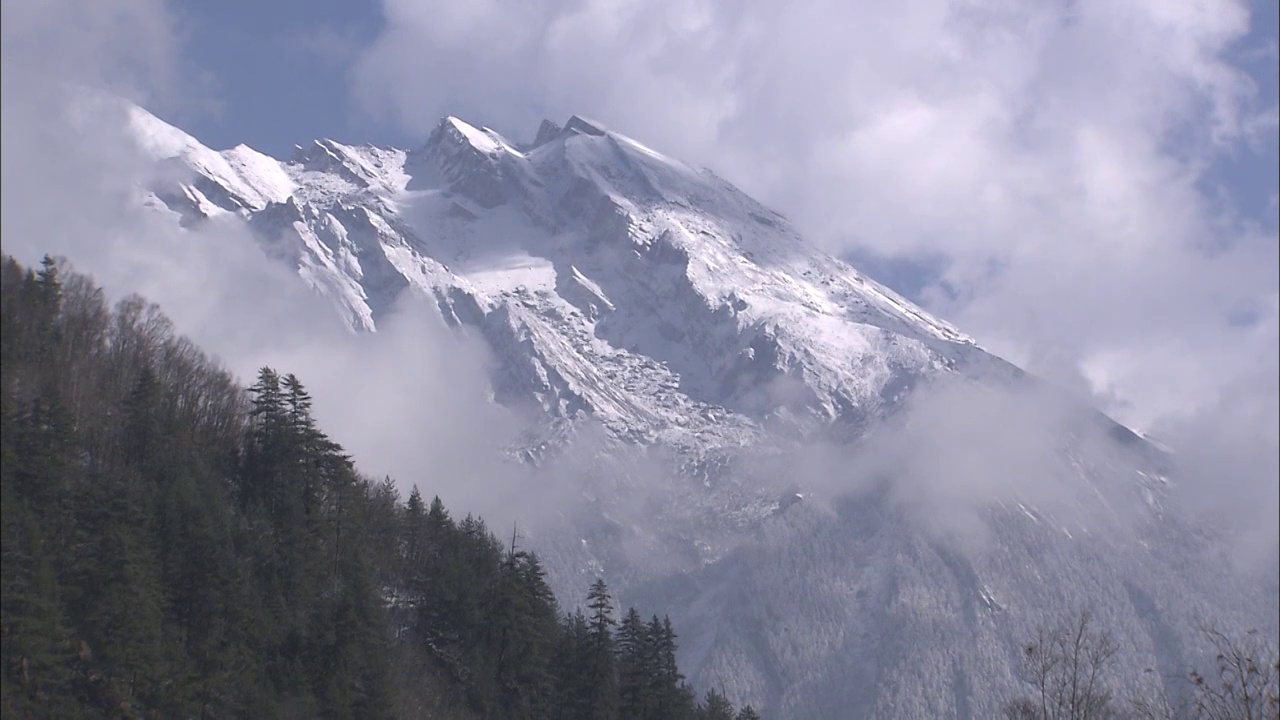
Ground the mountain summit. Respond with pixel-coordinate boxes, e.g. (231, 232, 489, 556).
(131, 105, 975, 437)
(120, 102, 1274, 718)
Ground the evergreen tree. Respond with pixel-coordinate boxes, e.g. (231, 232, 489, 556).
(646, 614, 695, 719)
(489, 533, 559, 719)
(0, 254, 751, 720)
(698, 688, 737, 720)
(0, 487, 77, 717)
(616, 607, 651, 720)
(586, 579, 621, 720)
(553, 610, 594, 720)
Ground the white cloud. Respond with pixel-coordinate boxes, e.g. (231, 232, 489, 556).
(0, 0, 181, 102)
(353, 0, 1274, 404)
(352, 0, 1278, 553)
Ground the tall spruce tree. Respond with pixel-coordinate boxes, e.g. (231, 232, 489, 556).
(585, 579, 621, 720)
(616, 607, 651, 720)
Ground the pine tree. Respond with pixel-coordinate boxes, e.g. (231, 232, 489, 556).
(552, 609, 595, 720)
(616, 607, 651, 720)
(32, 256, 63, 371)
(698, 688, 737, 720)
(402, 486, 428, 593)
(248, 367, 284, 431)
(489, 532, 558, 719)
(0, 487, 77, 717)
(585, 579, 621, 720)
(645, 614, 694, 719)
(244, 366, 286, 515)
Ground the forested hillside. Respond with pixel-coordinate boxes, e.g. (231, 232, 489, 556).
(0, 255, 761, 720)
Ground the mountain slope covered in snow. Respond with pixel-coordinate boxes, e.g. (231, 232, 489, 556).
(118, 101, 1276, 719)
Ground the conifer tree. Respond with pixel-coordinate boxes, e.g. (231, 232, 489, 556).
(0, 487, 76, 717)
(698, 688, 737, 720)
(585, 579, 621, 720)
(0, 254, 747, 720)
(551, 609, 592, 720)
(616, 607, 651, 720)
(644, 614, 695, 719)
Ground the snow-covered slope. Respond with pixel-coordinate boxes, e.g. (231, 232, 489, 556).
(125, 104, 1276, 719)
(135, 108, 978, 440)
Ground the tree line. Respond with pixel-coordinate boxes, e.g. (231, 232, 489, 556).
(0, 255, 761, 719)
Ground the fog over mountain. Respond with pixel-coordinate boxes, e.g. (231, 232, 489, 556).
(2, 1, 1276, 717)
(8, 91, 1274, 717)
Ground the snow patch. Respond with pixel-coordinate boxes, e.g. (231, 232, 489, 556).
(461, 255, 557, 297)
(446, 116, 525, 158)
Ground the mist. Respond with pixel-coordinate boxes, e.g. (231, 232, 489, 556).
(743, 376, 1146, 558)
(351, 0, 1279, 567)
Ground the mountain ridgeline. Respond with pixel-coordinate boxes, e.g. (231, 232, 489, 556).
(0, 255, 761, 720)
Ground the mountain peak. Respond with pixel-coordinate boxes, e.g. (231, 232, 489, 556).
(526, 115, 611, 148)
(137, 101, 977, 417)
(429, 115, 520, 158)
(532, 119, 563, 147)
(563, 115, 608, 137)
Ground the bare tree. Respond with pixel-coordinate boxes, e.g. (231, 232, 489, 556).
(1096, 626, 1277, 720)
(1006, 609, 1122, 720)
(1182, 627, 1279, 720)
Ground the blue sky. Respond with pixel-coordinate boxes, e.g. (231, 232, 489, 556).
(172, 0, 385, 154)
(171, 0, 1278, 325)
(176, 1, 1276, 168)
(1214, 0, 1278, 221)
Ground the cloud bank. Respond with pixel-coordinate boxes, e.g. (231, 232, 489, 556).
(352, 0, 1279, 554)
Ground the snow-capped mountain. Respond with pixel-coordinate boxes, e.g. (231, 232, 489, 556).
(120, 101, 1275, 718)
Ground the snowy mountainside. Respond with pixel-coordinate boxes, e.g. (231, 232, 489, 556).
(119, 102, 1276, 719)
(127, 104, 973, 441)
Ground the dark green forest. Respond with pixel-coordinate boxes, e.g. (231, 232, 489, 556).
(0, 255, 762, 720)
